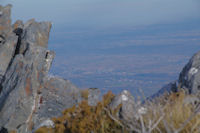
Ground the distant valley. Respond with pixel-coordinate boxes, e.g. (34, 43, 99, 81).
(49, 21, 200, 96)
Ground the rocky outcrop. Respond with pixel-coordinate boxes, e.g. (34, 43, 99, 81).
(0, 46, 52, 132)
(179, 51, 200, 94)
(0, 5, 18, 77)
(151, 51, 200, 98)
(110, 90, 138, 123)
(88, 88, 101, 106)
(149, 81, 177, 99)
(34, 76, 81, 128)
(0, 5, 12, 35)
(0, 5, 80, 133)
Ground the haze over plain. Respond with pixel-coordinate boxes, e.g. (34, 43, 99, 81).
(1, 0, 200, 96)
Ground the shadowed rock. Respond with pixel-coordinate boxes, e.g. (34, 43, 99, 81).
(0, 127, 8, 133)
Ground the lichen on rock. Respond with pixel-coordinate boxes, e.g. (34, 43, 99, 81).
(0, 5, 80, 133)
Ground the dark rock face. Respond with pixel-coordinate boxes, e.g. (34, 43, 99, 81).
(179, 51, 200, 94)
(0, 5, 80, 132)
(0, 127, 8, 133)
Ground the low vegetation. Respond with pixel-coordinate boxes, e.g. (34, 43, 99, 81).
(35, 90, 200, 133)
(127, 90, 200, 133)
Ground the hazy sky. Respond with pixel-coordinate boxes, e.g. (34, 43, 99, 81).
(1, 0, 200, 29)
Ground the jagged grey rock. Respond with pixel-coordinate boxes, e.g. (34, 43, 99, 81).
(0, 5, 80, 133)
(149, 81, 177, 99)
(11, 19, 52, 56)
(150, 51, 200, 100)
(0, 45, 51, 132)
(18, 19, 52, 54)
(34, 76, 81, 128)
(0, 5, 12, 35)
(0, 33, 17, 76)
(110, 90, 137, 123)
(0, 5, 18, 76)
(179, 51, 200, 94)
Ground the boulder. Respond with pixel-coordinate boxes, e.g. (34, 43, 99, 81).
(88, 88, 101, 106)
(36, 119, 55, 129)
(110, 90, 137, 122)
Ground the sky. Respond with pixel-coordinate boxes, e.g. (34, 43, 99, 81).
(1, 0, 200, 29)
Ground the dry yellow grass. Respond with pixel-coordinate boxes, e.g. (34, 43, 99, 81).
(142, 91, 200, 133)
(35, 90, 200, 133)
(80, 89, 89, 100)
